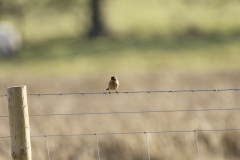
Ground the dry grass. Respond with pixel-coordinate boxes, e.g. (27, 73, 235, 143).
(0, 70, 240, 159)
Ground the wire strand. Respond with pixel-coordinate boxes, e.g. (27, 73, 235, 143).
(1, 107, 240, 118)
(45, 135, 51, 160)
(1, 128, 240, 139)
(145, 132, 151, 160)
(95, 134, 101, 160)
(0, 88, 239, 98)
(194, 130, 200, 160)
(0, 136, 10, 139)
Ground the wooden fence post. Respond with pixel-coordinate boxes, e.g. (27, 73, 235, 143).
(7, 86, 32, 160)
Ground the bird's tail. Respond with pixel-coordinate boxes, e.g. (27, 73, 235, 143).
(106, 88, 109, 90)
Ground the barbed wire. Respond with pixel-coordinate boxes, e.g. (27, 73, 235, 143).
(1, 128, 240, 139)
(0, 107, 240, 118)
(1, 88, 239, 159)
(0, 88, 239, 98)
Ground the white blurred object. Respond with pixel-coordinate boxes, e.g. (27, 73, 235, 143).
(0, 21, 22, 56)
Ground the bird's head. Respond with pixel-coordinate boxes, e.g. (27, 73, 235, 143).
(111, 76, 117, 81)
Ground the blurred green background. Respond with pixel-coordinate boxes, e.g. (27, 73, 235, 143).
(1, 0, 240, 74)
(1, 0, 240, 160)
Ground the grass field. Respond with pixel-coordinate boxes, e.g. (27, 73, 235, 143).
(1, 0, 240, 159)
(1, 0, 240, 75)
(1, 36, 240, 76)
(1, 71, 240, 160)
(9, 0, 240, 42)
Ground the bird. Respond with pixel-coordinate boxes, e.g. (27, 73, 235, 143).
(106, 76, 119, 94)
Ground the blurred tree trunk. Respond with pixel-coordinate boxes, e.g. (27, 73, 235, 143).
(88, 0, 107, 38)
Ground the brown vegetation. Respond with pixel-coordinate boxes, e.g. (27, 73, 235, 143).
(0, 70, 240, 159)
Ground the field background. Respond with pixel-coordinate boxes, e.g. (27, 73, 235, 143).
(1, 0, 240, 159)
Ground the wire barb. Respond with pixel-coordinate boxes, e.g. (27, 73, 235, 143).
(59, 91, 62, 97)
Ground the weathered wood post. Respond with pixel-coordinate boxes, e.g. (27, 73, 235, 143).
(7, 86, 32, 160)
